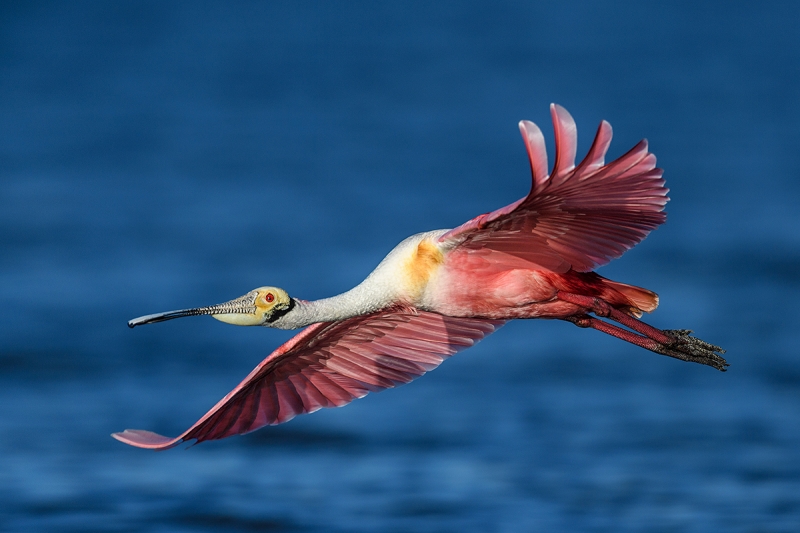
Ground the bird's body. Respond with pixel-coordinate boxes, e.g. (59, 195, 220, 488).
(114, 105, 727, 450)
(307, 229, 651, 325)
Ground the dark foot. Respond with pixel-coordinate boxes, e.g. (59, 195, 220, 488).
(655, 329, 728, 372)
(564, 313, 729, 372)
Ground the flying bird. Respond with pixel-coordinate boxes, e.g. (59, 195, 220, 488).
(114, 105, 727, 450)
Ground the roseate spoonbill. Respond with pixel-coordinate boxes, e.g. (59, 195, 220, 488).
(114, 104, 727, 450)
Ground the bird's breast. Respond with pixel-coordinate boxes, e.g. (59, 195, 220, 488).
(402, 238, 445, 301)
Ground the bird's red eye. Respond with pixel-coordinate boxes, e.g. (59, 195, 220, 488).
(265, 293, 275, 303)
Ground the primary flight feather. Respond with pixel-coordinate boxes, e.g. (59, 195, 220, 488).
(114, 104, 726, 450)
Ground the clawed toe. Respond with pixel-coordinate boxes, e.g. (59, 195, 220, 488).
(659, 330, 728, 371)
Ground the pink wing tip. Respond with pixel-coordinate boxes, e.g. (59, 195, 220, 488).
(112, 429, 182, 450)
(549, 102, 571, 121)
(517, 119, 536, 134)
(549, 103, 578, 179)
(518, 119, 548, 184)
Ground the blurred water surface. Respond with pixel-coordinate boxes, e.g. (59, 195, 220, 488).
(1, 2, 799, 532)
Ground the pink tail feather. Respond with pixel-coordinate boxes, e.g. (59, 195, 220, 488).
(601, 278, 659, 316)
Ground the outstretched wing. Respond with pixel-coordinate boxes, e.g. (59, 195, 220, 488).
(440, 104, 669, 273)
(113, 310, 503, 450)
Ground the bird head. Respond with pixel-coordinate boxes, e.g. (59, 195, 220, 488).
(128, 287, 294, 328)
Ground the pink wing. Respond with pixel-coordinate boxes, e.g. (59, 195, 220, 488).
(440, 104, 669, 273)
(113, 309, 503, 450)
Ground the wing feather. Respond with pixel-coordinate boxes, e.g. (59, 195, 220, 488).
(305, 371, 356, 407)
(230, 384, 260, 435)
(112, 310, 503, 449)
(440, 104, 668, 273)
(287, 373, 329, 413)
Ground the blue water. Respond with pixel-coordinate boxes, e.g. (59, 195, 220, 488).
(2, 2, 799, 531)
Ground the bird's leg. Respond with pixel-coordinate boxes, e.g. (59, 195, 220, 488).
(558, 292, 728, 372)
(557, 292, 673, 342)
(566, 314, 665, 352)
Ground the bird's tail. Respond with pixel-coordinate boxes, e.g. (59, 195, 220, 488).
(601, 278, 659, 317)
(546, 270, 659, 318)
(550, 270, 658, 318)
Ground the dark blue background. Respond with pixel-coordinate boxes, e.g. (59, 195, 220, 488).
(2, 2, 799, 531)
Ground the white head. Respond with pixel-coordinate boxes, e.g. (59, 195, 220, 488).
(128, 286, 294, 328)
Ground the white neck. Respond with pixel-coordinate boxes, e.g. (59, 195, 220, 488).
(271, 286, 387, 329)
(267, 230, 449, 330)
